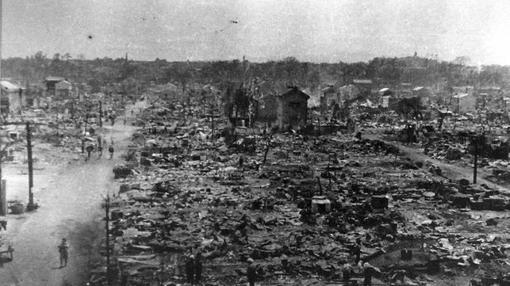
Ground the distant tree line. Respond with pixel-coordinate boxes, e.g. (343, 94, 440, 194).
(2, 51, 510, 95)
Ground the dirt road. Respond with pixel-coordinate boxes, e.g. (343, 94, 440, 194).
(0, 123, 136, 286)
(366, 133, 509, 192)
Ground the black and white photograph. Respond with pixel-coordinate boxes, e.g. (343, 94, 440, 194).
(0, 0, 509, 285)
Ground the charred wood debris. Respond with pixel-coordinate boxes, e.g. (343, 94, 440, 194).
(81, 101, 510, 286)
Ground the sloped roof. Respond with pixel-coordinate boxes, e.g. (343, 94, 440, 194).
(0, 81, 22, 92)
(353, 79, 372, 84)
(453, 93, 469, 99)
(149, 83, 179, 94)
(321, 85, 336, 94)
(55, 80, 72, 90)
(256, 81, 288, 97)
(279, 87, 310, 100)
(379, 87, 393, 96)
(45, 76, 66, 82)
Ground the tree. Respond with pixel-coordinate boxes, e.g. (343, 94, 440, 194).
(166, 64, 193, 92)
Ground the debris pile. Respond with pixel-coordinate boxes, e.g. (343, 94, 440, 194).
(87, 101, 510, 285)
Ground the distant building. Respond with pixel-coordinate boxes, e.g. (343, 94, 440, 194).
(44, 76, 66, 95)
(338, 84, 360, 103)
(378, 88, 394, 108)
(320, 85, 339, 114)
(478, 86, 503, 110)
(451, 86, 476, 114)
(453, 93, 476, 114)
(352, 79, 373, 96)
(412, 86, 434, 106)
(55, 80, 72, 98)
(24, 84, 45, 107)
(257, 94, 278, 123)
(276, 87, 309, 130)
(0, 81, 24, 114)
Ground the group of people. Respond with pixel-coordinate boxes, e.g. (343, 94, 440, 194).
(340, 239, 382, 286)
(83, 135, 115, 161)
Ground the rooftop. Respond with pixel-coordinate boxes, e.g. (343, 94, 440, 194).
(0, 80, 22, 92)
(353, 79, 372, 84)
(279, 86, 310, 100)
(44, 76, 66, 82)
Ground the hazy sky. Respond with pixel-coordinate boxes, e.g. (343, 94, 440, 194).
(3, 0, 510, 64)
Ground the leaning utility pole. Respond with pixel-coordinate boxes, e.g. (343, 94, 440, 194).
(105, 193, 111, 286)
(26, 122, 35, 210)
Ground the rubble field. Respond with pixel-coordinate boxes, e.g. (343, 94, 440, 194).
(85, 104, 510, 286)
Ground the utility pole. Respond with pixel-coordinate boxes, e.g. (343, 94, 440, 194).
(0, 153, 4, 216)
(105, 193, 111, 286)
(210, 114, 214, 139)
(471, 135, 483, 184)
(0, 0, 2, 80)
(316, 176, 322, 195)
(99, 100, 103, 128)
(473, 147, 478, 184)
(26, 121, 35, 211)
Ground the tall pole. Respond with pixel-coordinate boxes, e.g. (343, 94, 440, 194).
(0, 154, 3, 216)
(0, 0, 2, 80)
(473, 151, 478, 184)
(105, 193, 110, 286)
(26, 121, 35, 210)
(0, 0, 6, 211)
(0, 0, 2, 116)
(99, 100, 103, 128)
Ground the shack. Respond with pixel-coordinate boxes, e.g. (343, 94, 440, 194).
(352, 79, 373, 97)
(55, 80, 73, 99)
(44, 76, 66, 95)
(0, 81, 24, 114)
(276, 87, 309, 130)
(412, 86, 434, 106)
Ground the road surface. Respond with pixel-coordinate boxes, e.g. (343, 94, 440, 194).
(366, 133, 510, 192)
(0, 122, 136, 286)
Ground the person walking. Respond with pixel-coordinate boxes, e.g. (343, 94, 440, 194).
(97, 144, 103, 158)
(85, 144, 94, 161)
(108, 144, 115, 160)
(342, 263, 353, 285)
(97, 137, 103, 158)
(247, 258, 257, 286)
(362, 261, 379, 286)
(58, 238, 69, 268)
(185, 254, 195, 285)
(194, 251, 203, 284)
(352, 238, 362, 264)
